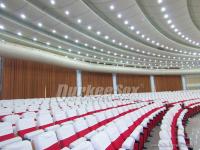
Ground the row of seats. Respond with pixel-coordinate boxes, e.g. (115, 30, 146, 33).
(1, 103, 165, 150)
(1, 90, 200, 150)
(0, 102, 149, 149)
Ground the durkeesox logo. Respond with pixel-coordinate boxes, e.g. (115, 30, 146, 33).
(56, 84, 141, 97)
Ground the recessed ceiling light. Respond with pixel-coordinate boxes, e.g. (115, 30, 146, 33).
(161, 7, 166, 12)
(64, 35, 68, 39)
(77, 19, 82, 24)
(136, 30, 140, 35)
(96, 31, 101, 35)
(84, 43, 88, 47)
(164, 14, 169, 19)
(20, 14, 26, 19)
(38, 22, 43, 27)
(124, 20, 129, 25)
(87, 25, 92, 30)
(174, 28, 178, 32)
(50, 0, 55, 5)
(75, 39, 79, 43)
(0, 3, 6, 9)
(130, 26, 135, 30)
(157, 0, 163, 4)
(141, 34, 145, 38)
(17, 32, 22, 36)
(0, 25, 4, 30)
(117, 13, 122, 18)
(110, 5, 115, 10)
(93, 46, 96, 49)
(46, 42, 50, 45)
(104, 35, 109, 40)
(112, 39, 116, 43)
(33, 37, 37, 41)
(167, 19, 172, 24)
(65, 10, 70, 15)
(58, 46, 62, 49)
(170, 24, 175, 29)
(52, 29, 56, 33)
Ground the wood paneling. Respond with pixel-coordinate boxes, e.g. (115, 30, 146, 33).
(155, 75, 182, 92)
(117, 74, 151, 93)
(82, 71, 113, 95)
(0, 57, 76, 99)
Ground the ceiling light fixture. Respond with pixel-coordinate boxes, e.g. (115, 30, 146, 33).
(0, 3, 6, 9)
(110, 5, 115, 10)
(20, 14, 26, 19)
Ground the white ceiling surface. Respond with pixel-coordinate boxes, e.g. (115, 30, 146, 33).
(139, 0, 200, 48)
(0, 0, 200, 74)
(87, 0, 200, 52)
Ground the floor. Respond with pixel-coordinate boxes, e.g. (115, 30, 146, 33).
(144, 113, 200, 150)
(145, 125, 160, 150)
(185, 113, 200, 150)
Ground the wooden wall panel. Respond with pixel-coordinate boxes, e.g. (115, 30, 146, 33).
(0, 57, 76, 99)
(117, 74, 151, 93)
(155, 75, 182, 92)
(82, 71, 113, 95)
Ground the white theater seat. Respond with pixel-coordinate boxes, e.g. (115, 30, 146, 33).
(56, 123, 79, 148)
(16, 118, 44, 140)
(71, 141, 94, 150)
(52, 111, 67, 123)
(90, 131, 113, 150)
(2, 114, 20, 125)
(22, 112, 36, 119)
(37, 114, 59, 131)
(2, 140, 33, 150)
(33, 131, 60, 150)
(66, 109, 77, 118)
(0, 122, 22, 148)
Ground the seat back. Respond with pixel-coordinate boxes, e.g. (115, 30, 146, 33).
(71, 141, 94, 150)
(56, 123, 78, 147)
(73, 118, 88, 132)
(90, 131, 112, 150)
(0, 122, 15, 142)
(16, 118, 37, 137)
(2, 140, 33, 150)
(37, 114, 54, 129)
(66, 109, 77, 118)
(33, 131, 60, 150)
(2, 114, 20, 125)
(22, 112, 36, 119)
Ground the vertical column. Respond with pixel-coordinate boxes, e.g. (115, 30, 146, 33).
(112, 73, 118, 94)
(181, 75, 187, 90)
(76, 70, 82, 96)
(150, 75, 156, 92)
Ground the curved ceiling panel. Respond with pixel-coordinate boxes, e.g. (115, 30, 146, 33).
(137, 0, 200, 49)
(0, 0, 200, 73)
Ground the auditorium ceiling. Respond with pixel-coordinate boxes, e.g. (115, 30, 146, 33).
(0, 0, 200, 70)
